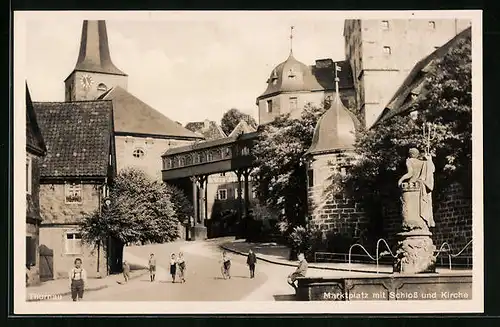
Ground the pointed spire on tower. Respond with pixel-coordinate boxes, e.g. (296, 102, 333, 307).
(289, 26, 294, 56)
(72, 20, 127, 76)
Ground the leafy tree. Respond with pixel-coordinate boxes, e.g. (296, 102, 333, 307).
(80, 168, 180, 252)
(168, 184, 193, 226)
(251, 103, 327, 233)
(220, 108, 258, 135)
(339, 35, 472, 231)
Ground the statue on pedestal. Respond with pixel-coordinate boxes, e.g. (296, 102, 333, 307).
(397, 148, 436, 232)
(394, 146, 437, 274)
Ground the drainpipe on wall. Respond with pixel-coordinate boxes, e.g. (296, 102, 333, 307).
(96, 183, 102, 278)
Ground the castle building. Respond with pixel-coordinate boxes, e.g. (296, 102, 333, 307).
(256, 53, 355, 125)
(303, 22, 472, 258)
(65, 20, 203, 180)
(256, 28, 355, 125)
(344, 18, 472, 128)
(373, 27, 473, 255)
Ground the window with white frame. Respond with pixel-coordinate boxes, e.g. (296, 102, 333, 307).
(26, 156, 32, 194)
(65, 182, 82, 203)
(65, 232, 83, 254)
(217, 189, 228, 200)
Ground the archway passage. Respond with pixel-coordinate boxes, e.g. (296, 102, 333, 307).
(162, 132, 258, 240)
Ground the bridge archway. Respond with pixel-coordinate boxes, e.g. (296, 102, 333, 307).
(162, 132, 259, 240)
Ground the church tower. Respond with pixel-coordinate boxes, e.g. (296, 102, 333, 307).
(64, 20, 128, 101)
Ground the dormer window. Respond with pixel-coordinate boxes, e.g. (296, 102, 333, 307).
(269, 70, 278, 85)
(383, 46, 392, 55)
(381, 20, 389, 30)
(288, 68, 296, 78)
(428, 21, 436, 29)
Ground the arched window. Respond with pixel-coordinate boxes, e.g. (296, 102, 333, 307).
(97, 83, 108, 92)
(185, 154, 193, 165)
(132, 148, 145, 159)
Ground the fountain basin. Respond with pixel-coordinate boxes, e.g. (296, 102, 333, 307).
(296, 271, 472, 301)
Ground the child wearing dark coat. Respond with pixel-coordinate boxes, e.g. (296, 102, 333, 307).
(246, 249, 257, 278)
(170, 253, 177, 283)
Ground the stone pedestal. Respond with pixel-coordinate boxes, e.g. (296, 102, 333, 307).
(191, 225, 207, 241)
(394, 182, 436, 274)
(394, 230, 436, 274)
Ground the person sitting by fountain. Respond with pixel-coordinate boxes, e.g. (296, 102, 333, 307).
(287, 253, 308, 291)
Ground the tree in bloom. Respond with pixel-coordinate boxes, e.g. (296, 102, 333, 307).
(251, 103, 327, 233)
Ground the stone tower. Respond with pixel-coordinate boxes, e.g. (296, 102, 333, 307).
(304, 64, 366, 237)
(64, 20, 203, 181)
(344, 19, 471, 128)
(64, 20, 128, 101)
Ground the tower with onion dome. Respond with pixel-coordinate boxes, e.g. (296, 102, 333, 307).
(304, 63, 367, 236)
(256, 27, 356, 125)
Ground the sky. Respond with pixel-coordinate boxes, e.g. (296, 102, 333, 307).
(24, 12, 345, 125)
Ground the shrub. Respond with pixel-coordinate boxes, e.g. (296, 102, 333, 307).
(288, 225, 325, 261)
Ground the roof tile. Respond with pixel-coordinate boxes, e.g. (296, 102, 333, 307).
(33, 101, 113, 178)
(99, 86, 203, 139)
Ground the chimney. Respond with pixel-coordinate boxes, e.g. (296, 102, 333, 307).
(203, 119, 211, 130)
(315, 58, 334, 69)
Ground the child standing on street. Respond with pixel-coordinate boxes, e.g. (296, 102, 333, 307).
(221, 251, 231, 279)
(68, 258, 87, 301)
(148, 253, 156, 282)
(177, 252, 186, 283)
(246, 249, 257, 278)
(170, 253, 177, 283)
(122, 260, 130, 283)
